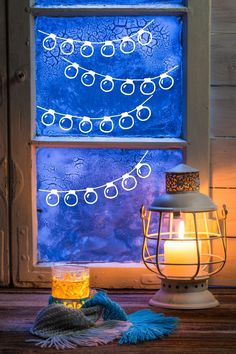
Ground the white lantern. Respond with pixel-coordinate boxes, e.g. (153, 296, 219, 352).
(141, 164, 227, 309)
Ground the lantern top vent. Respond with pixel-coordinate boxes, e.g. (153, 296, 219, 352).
(166, 163, 200, 194)
(149, 164, 216, 212)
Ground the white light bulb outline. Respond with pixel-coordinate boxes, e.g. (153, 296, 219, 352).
(62, 57, 178, 95)
(46, 189, 60, 207)
(136, 162, 152, 179)
(59, 114, 73, 131)
(100, 75, 115, 93)
(41, 109, 56, 126)
(119, 112, 134, 130)
(37, 96, 153, 132)
(100, 41, 115, 58)
(39, 151, 150, 206)
(100, 116, 114, 133)
(60, 38, 75, 56)
(79, 116, 93, 134)
(121, 173, 138, 191)
(120, 79, 135, 96)
(140, 78, 156, 95)
(38, 20, 154, 55)
(81, 70, 96, 87)
(159, 73, 175, 90)
(104, 182, 119, 199)
(42, 33, 57, 51)
(136, 105, 151, 122)
(120, 36, 136, 54)
(64, 62, 79, 79)
(137, 28, 153, 46)
(84, 188, 98, 205)
(64, 190, 78, 207)
(80, 41, 94, 58)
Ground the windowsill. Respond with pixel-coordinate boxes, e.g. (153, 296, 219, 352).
(0, 288, 235, 353)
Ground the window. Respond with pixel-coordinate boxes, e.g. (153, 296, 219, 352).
(7, 0, 210, 287)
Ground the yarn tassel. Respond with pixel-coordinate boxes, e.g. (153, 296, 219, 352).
(27, 320, 132, 349)
(119, 309, 179, 344)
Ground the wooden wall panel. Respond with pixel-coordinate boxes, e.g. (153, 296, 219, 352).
(211, 189, 236, 237)
(210, 238, 236, 286)
(211, 0, 236, 260)
(212, 0, 236, 33)
(211, 138, 236, 188)
(211, 87, 236, 137)
(211, 33, 236, 85)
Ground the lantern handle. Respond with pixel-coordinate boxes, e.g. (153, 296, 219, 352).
(222, 204, 228, 219)
(140, 204, 147, 219)
(221, 204, 228, 238)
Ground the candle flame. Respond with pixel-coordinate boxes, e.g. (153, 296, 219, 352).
(178, 220, 185, 239)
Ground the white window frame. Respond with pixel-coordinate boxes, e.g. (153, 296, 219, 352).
(7, 0, 211, 287)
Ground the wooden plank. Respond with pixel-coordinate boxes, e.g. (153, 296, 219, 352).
(1, 332, 235, 354)
(211, 188, 236, 237)
(212, 0, 236, 33)
(211, 86, 236, 137)
(0, 0, 9, 286)
(211, 138, 236, 188)
(211, 33, 236, 85)
(186, 0, 211, 194)
(30, 5, 188, 16)
(8, 0, 35, 287)
(210, 238, 236, 286)
(32, 137, 187, 149)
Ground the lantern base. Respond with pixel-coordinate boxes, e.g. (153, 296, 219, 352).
(149, 278, 219, 309)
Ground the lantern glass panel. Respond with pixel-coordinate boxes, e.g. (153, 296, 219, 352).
(142, 210, 225, 280)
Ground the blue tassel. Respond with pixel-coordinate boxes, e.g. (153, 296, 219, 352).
(119, 309, 179, 344)
(82, 291, 128, 322)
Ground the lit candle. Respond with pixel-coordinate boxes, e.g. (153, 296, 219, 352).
(164, 221, 201, 277)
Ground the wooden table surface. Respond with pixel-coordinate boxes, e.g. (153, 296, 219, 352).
(0, 288, 236, 354)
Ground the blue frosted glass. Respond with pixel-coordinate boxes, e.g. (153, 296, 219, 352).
(35, 15, 183, 138)
(37, 148, 183, 263)
(36, 1, 184, 6)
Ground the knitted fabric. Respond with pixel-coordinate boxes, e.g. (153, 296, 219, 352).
(82, 290, 127, 321)
(28, 291, 179, 349)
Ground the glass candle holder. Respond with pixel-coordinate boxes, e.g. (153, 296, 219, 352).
(51, 264, 90, 308)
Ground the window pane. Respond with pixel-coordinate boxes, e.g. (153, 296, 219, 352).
(35, 1, 184, 6)
(35, 15, 183, 138)
(37, 148, 183, 263)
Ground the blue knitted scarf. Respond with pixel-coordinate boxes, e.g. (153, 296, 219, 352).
(28, 291, 179, 349)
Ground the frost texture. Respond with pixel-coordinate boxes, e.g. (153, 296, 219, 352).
(37, 148, 183, 262)
(35, 15, 183, 138)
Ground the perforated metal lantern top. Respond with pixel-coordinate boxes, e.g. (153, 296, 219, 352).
(149, 164, 217, 213)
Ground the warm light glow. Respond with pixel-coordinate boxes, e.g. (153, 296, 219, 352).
(163, 218, 203, 277)
(178, 220, 185, 239)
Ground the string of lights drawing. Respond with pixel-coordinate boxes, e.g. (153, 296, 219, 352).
(38, 20, 154, 58)
(38, 96, 153, 133)
(62, 57, 178, 95)
(39, 151, 151, 206)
